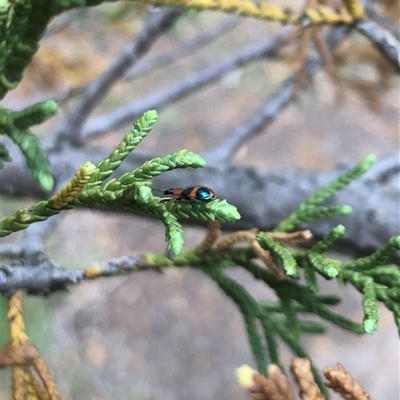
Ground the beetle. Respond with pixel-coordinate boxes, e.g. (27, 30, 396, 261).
(154, 186, 215, 202)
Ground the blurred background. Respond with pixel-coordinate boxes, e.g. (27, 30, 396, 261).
(1, 1, 399, 399)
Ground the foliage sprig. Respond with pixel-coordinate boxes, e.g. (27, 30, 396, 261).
(274, 155, 376, 232)
(0, 107, 398, 397)
(125, 153, 397, 396)
(0, 110, 241, 256)
(1, 105, 398, 397)
(0, 0, 397, 398)
(0, 101, 58, 190)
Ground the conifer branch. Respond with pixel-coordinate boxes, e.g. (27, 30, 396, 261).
(0, 3, 398, 396)
(275, 155, 376, 232)
(136, 0, 357, 25)
(0, 142, 12, 169)
(0, 102, 57, 191)
(201, 266, 268, 374)
(0, 110, 240, 255)
(236, 363, 295, 400)
(0, 1, 54, 99)
(237, 358, 375, 400)
(5, 289, 61, 399)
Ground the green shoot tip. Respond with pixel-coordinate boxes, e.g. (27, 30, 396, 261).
(363, 318, 377, 334)
(341, 205, 353, 215)
(38, 172, 54, 192)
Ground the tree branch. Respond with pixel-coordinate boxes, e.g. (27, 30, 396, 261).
(203, 75, 296, 163)
(55, 15, 240, 104)
(0, 258, 82, 296)
(1, 147, 398, 255)
(355, 19, 400, 71)
(81, 26, 294, 139)
(0, 254, 157, 296)
(205, 26, 351, 162)
(125, 15, 241, 81)
(364, 3, 400, 41)
(55, 7, 182, 146)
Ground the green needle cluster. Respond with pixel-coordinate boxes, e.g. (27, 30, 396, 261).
(0, 0, 131, 190)
(0, 110, 241, 256)
(131, 154, 398, 397)
(0, 101, 57, 190)
(274, 155, 376, 232)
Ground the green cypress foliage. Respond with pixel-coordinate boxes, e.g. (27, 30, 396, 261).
(0, 2, 399, 397)
(274, 155, 376, 232)
(0, 110, 241, 256)
(0, 102, 57, 190)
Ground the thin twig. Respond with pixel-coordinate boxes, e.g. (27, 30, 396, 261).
(205, 25, 351, 162)
(56, 7, 182, 147)
(0, 254, 159, 295)
(55, 16, 240, 104)
(355, 19, 400, 71)
(81, 26, 294, 139)
(126, 15, 241, 80)
(196, 220, 221, 254)
(203, 75, 296, 163)
(364, 4, 400, 41)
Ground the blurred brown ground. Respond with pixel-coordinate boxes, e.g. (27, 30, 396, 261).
(1, 3, 399, 400)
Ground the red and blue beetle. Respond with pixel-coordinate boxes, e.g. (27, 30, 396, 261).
(154, 186, 215, 202)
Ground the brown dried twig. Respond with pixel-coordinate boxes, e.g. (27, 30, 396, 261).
(324, 363, 374, 400)
(217, 228, 285, 278)
(238, 358, 375, 400)
(4, 290, 61, 400)
(291, 357, 325, 400)
(31, 355, 61, 400)
(266, 230, 313, 245)
(196, 220, 222, 254)
(285, 0, 354, 97)
(217, 229, 313, 279)
(236, 364, 295, 400)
